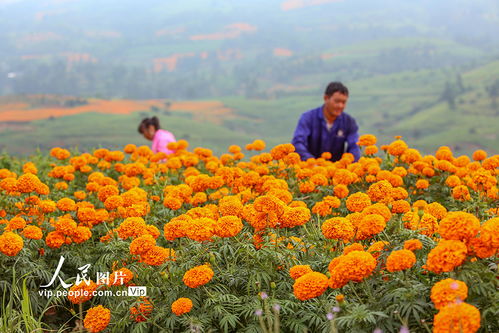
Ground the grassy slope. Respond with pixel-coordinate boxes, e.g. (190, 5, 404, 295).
(1, 60, 498, 156)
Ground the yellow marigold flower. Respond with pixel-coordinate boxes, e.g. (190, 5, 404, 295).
(343, 243, 364, 255)
(424, 202, 447, 220)
(440, 211, 480, 241)
(183, 264, 214, 288)
(431, 278, 468, 310)
(403, 239, 423, 252)
(141, 246, 175, 266)
(130, 234, 156, 255)
(328, 251, 376, 289)
(83, 305, 111, 333)
(293, 272, 328, 301)
(346, 192, 371, 212)
(171, 298, 193, 316)
(0, 231, 24, 256)
(321, 217, 354, 241)
(386, 249, 416, 272)
(426, 240, 467, 274)
(215, 216, 243, 238)
(68, 281, 97, 304)
(358, 134, 377, 146)
(433, 302, 480, 333)
(289, 265, 313, 280)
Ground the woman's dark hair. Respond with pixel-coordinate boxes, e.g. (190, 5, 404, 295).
(138, 116, 160, 134)
(324, 82, 349, 97)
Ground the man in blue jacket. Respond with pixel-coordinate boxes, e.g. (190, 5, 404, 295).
(292, 82, 360, 162)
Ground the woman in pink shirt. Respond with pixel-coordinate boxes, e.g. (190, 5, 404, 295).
(138, 117, 176, 154)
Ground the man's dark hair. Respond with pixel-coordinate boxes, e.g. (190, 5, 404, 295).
(324, 82, 349, 97)
(138, 116, 160, 134)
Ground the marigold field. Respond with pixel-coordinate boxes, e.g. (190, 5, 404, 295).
(0, 137, 498, 333)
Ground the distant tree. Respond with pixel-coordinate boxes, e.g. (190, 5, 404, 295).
(441, 81, 456, 109)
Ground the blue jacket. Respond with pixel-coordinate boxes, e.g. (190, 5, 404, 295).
(291, 105, 360, 161)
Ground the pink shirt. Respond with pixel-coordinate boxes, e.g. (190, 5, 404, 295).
(152, 129, 176, 154)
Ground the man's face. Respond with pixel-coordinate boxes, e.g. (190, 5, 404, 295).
(323, 92, 348, 118)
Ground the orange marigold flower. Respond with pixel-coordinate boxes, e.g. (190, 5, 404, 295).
(289, 265, 313, 280)
(116, 217, 147, 239)
(7, 216, 26, 231)
(409, 213, 438, 237)
(426, 240, 468, 274)
(163, 216, 189, 241)
(124, 144, 136, 154)
(439, 212, 480, 241)
(97, 185, 119, 203)
(83, 305, 111, 333)
(452, 185, 471, 201)
(343, 243, 364, 255)
(171, 298, 193, 316)
(472, 149, 487, 161)
(280, 206, 311, 228)
(67, 281, 97, 304)
(386, 249, 416, 272)
(0, 231, 24, 256)
(431, 278, 468, 309)
(445, 175, 461, 188)
(215, 216, 243, 238)
(403, 239, 423, 252)
(358, 134, 377, 146)
(130, 234, 156, 255)
(22, 225, 43, 240)
(346, 192, 371, 212)
(356, 214, 386, 240)
(45, 231, 65, 248)
(435, 146, 453, 161)
(367, 180, 393, 202)
(364, 145, 378, 155)
(366, 240, 389, 259)
(333, 184, 349, 198)
(293, 272, 328, 301)
(16, 173, 43, 193)
(218, 196, 243, 217)
(416, 179, 429, 189)
(141, 246, 175, 266)
(387, 139, 408, 156)
(72, 226, 92, 244)
(183, 264, 214, 288)
(56, 198, 76, 211)
(321, 217, 354, 241)
(433, 302, 480, 333)
(185, 218, 215, 242)
(479, 217, 499, 248)
(424, 202, 447, 220)
(328, 251, 376, 289)
(391, 200, 411, 214)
